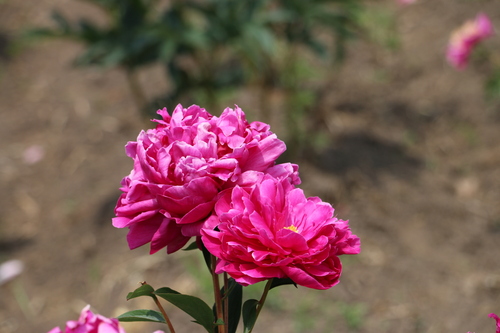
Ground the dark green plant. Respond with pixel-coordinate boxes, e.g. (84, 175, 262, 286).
(264, 0, 361, 153)
(272, 0, 360, 62)
(485, 69, 500, 100)
(157, 0, 276, 112)
(28, 0, 363, 139)
(32, 0, 151, 106)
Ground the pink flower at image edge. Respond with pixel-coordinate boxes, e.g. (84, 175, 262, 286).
(447, 13, 494, 70)
(201, 173, 360, 290)
(467, 313, 500, 333)
(489, 313, 500, 333)
(47, 305, 149, 333)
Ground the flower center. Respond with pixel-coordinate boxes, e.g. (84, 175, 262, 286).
(283, 225, 298, 233)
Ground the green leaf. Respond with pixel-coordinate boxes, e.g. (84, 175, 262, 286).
(225, 279, 243, 333)
(126, 283, 155, 300)
(183, 241, 199, 251)
(270, 277, 297, 290)
(242, 299, 259, 333)
(155, 290, 215, 333)
(200, 241, 213, 272)
(154, 287, 181, 295)
(117, 309, 165, 323)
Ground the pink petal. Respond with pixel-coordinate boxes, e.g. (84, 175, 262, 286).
(0, 259, 24, 285)
(242, 135, 286, 172)
(126, 214, 163, 249)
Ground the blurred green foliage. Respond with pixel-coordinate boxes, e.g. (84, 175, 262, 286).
(28, 0, 366, 153)
(29, 0, 361, 103)
(357, 6, 399, 51)
(485, 69, 500, 100)
(338, 301, 366, 331)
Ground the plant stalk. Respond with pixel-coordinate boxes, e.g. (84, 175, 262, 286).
(152, 295, 176, 333)
(248, 278, 273, 333)
(223, 272, 229, 332)
(211, 255, 225, 333)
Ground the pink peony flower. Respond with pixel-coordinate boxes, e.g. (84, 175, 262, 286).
(201, 173, 360, 290)
(113, 104, 289, 254)
(46, 305, 136, 333)
(446, 13, 494, 70)
(489, 313, 500, 333)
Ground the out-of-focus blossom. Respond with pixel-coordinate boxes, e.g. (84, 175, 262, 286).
(47, 305, 128, 333)
(0, 259, 24, 285)
(23, 145, 45, 164)
(467, 313, 500, 333)
(397, 0, 417, 5)
(447, 13, 494, 70)
(201, 173, 360, 290)
(489, 313, 500, 333)
(47, 305, 167, 333)
(113, 104, 290, 254)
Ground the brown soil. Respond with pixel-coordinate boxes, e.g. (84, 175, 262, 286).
(1, 1, 499, 333)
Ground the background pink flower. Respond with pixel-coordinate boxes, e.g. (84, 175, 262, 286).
(467, 313, 500, 333)
(447, 13, 494, 70)
(47, 305, 128, 333)
(202, 174, 360, 290)
(489, 313, 500, 333)
(397, 0, 417, 5)
(0, 259, 23, 286)
(23, 145, 45, 164)
(113, 104, 287, 254)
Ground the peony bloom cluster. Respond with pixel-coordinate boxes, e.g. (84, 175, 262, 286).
(114, 104, 359, 289)
(446, 13, 494, 70)
(47, 305, 164, 333)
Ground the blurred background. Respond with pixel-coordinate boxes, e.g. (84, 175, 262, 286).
(1, 0, 500, 332)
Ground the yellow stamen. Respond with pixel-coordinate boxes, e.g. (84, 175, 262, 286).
(283, 225, 298, 233)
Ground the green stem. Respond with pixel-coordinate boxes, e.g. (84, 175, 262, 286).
(223, 272, 229, 332)
(152, 295, 176, 333)
(211, 255, 225, 333)
(248, 278, 273, 333)
(10, 281, 33, 320)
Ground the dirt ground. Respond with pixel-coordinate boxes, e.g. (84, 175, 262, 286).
(1, 0, 500, 332)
